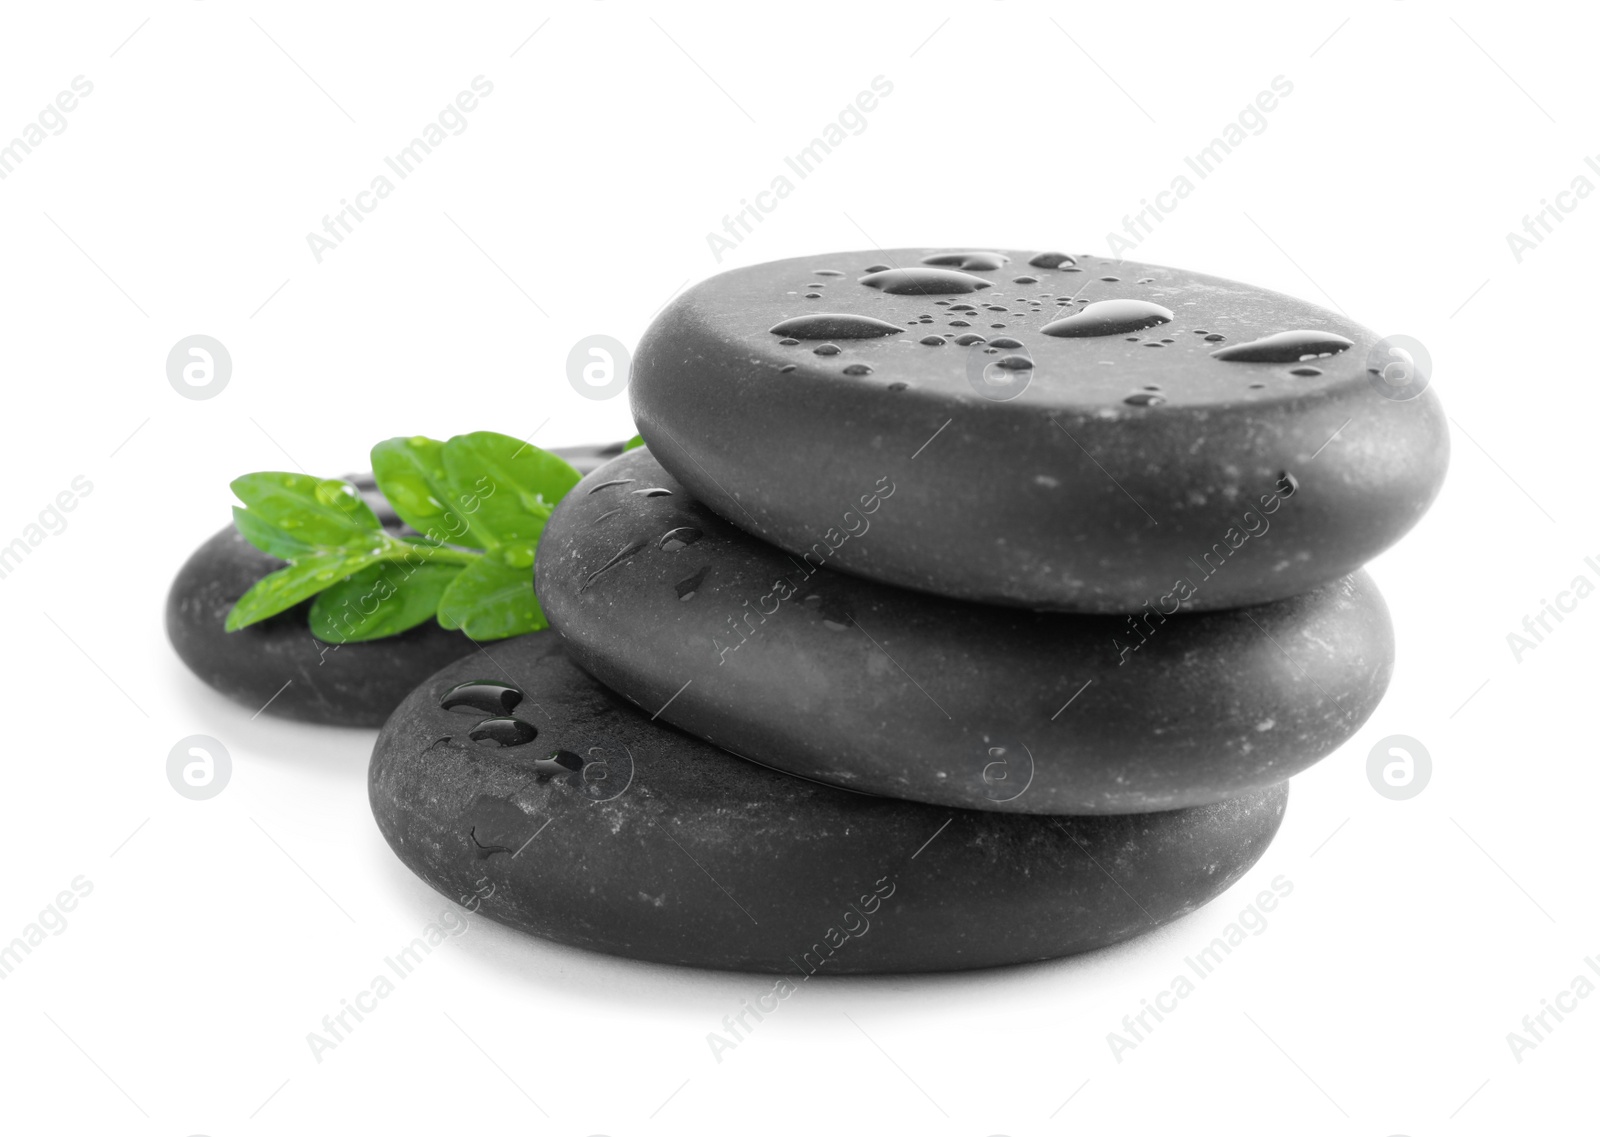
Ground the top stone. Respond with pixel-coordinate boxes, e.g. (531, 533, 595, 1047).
(630, 249, 1449, 612)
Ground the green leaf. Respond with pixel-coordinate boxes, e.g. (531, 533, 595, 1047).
(440, 431, 581, 549)
(225, 551, 385, 631)
(230, 472, 382, 549)
(232, 506, 316, 561)
(370, 436, 484, 549)
(435, 548, 546, 640)
(308, 562, 461, 643)
(623, 434, 644, 451)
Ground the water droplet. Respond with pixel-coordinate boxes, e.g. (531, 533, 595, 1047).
(953, 334, 987, 346)
(920, 335, 947, 346)
(770, 313, 905, 340)
(441, 681, 523, 715)
(1028, 252, 1076, 268)
(863, 263, 890, 273)
(1204, 333, 1226, 342)
(779, 337, 800, 346)
(500, 545, 535, 568)
(815, 269, 845, 277)
(533, 749, 585, 780)
(1124, 392, 1166, 407)
(675, 565, 708, 601)
(1289, 366, 1323, 377)
(1100, 276, 1120, 283)
(948, 320, 971, 327)
(780, 364, 797, 373)
(843, 363, 873, 376)
(1040, 299, 1175, 338)
(1193, 329, 1209, 335)
(921, 251, 1010, 271)
(804, 292, 821, 299)
(659, 527, 703, 552)
(1012, 276, 1040, 284)
(814, 344, 842, 356)
(468, 718, 539, 748)
(990, 323, 1007, 329)
(887, 382, 908, 391)
(987, 336, 1023, 349)
(632, 487, 673, 498)
(859, 267, 994, 295)
(588, 479, 633, 495)
(1248, 383, 1266, 389)
(1210, 330, 1355, 363)
(580, 541, 646, 592)
(995, 355, 1033, 370)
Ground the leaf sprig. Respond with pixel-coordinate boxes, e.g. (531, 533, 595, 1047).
(225, 431, 582, 643)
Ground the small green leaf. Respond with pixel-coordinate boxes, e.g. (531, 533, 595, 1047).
(308, 562, 460, 643)
(232, 507, 317, 561)
(435, 549, 546, 640)
(370, 436, 484, 549)
(230, 472, 381, 549)
(623, 434, 644, 451)
(441, 431, 581, 548)
(225, 551, 385, 631)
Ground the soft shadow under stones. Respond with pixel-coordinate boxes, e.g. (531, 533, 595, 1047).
(372, 840, 1238, 1014)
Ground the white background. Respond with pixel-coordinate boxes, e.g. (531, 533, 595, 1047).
(1, 2, 1594, 1134)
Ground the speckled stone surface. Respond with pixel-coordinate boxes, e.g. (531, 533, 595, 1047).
(368, 631, 1289, 973)
(628, 249, 1448, 611)
(166, 478, 475, 727)
(536, 450, 1394, 814)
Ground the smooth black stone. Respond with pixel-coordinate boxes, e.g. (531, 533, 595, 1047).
(369, 632, 1289, 973)
(628, 249, 1449, 611)
(167, 514, 475, 729)
(536, 451, 1394, 814)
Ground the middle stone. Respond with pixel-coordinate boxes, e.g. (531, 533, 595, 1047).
(536, 449, 1394, 814)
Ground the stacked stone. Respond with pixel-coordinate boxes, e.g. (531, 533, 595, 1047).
(370, 249, 1448, 974)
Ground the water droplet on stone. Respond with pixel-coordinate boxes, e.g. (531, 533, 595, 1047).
(780, 364, 797, 373)
(864, 263, 890, 273)
(814, 344, 842, 356)
(859, 267, 994, 295)
(778, 337, 800, 346)
(1205, 333, 1226, 342)
(632, 487, 673, 498)
(1124, 392, 1166, 407)
(949, 320, 971, 327)
(468, 718, 539, 748)
(580, 541, 646, 593)
(922, 251, 1010, 271)
(1028, 252, 1076, 268)
(533, 749, 584, 780)
(659, 527, 703, 552)
(441, 680, 523, 715)
(953, 334, 987, 346)
(770, 313, 905, 340)
(996, 355, 1033, 370)
(804, 292, 821, 299)
(1289, 366, 1323, 377)
(1041, 299, 1175, 338)
(843, 363, 873, 376)
(1012, 276, 1040, 284)
(1210, 330, 1355, 363)
(987, 336, 1023, 349)
(920, 335, 947, 346)
(675, 565, 708, 601)
(588, 479, 632, 495)
(815, 269, 844, 277)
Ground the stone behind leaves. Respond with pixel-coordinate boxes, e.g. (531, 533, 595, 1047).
(368, 631, 1290, 973)
(535, 450, 1394, 814)
(628, 248, 1448, 611)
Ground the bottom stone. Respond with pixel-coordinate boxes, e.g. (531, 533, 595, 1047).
(369, 632, 1289, 974)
